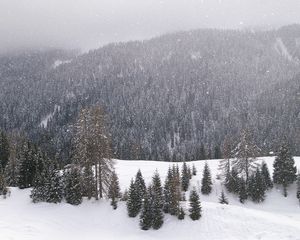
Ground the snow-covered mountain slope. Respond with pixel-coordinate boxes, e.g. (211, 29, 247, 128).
(1, 157, 300, 240)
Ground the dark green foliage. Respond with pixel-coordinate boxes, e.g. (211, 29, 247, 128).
(178, 207, 185, 220)
(189, 189, 202, 220)
(163, 167, 173, 213)
(135, 169, 146, 197)
(139, 191, 153, 231)
(273, 142, 297, 197)
(151, 171, 164, 229)
(127, 179, 140, 217)
(0, 131, 9, 170)
(201, 162, 212, 195)
(248, 169, 266, 203)
(225, 168, 240, 194)
(296, 174, 300, 204)
(0, 169, 8, 196)
(18, 142, 37, 189)
(63, 167, 83, 205)
(219, 190, 229, 204)
(108, 171, 121, 210)
(47, 170, 63, 203)
(181, 162, 190, 192)
(192, 164, 197, 176)
(82, 165, 96, 199)
(238, 178, 247, 203)
(261, 161, 273, 189)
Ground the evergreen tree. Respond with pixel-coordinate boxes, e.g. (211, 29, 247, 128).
(261, 161, 273, 189)
(192, 164, 197, 176)
(201, 162, 212, 195)
(47, 169, 63, 203)
(214, 145, 222, 159)
(225, 168, 240, 194)
(81, 164, 96, 199)
(170, 165, 181, 216)
(273, 141, 297, 197)
(127, 179, 140, 217)
(0, 130, 10, 170)
(181, 162, 190, 192)
(63, 167, 82, 205)
(18, 141, 37, 189)
(139, 190, 153, 231)
(189, 189, 202, 220)
(232, 129, 260, 183)
(178, 207, 185, 220)
(296, 173, 300, 204)
(238, 178, 247, 203)
(163, 166, 173, 213)
(219, 190, 229, 204)
(151, 171, 164, 229)
(121, 189, 128, 201)
(108, 171, 121, 210)
(218, 135, 232, 181)
(187, 166, 192, 180)
(134, 169, 146, 212)
(0, 168, 8, 196)
(248, 169, 266, 202)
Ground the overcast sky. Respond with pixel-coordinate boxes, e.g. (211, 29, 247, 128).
(0, 0, 300, 53)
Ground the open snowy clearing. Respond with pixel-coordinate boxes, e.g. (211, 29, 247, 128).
(1, 157, 300, 240)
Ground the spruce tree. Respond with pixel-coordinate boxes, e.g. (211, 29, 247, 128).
(273, 141, 297, 197)
(261, 161, 273, 189)
(81, 165, 96, 200)
(135, 169, 146, 197)
(170, 165, 181, 216)
(181, 162, 190, 192)
(0, 130, 10, 170)
(238, 178, 247, 203)
(219, 190, 229, 204)
(163, 166, 172, 213)
(139, 190, 153, 231)
(189, 189, 202, 220)
(127, 179, 140, 217)
(0, 168, 8, 196)
(248, 169, 266, 203)
(108, 171, 121, 210)
(232, 129, 260, 183)
(201, 162, 212, 195)
(296, 173, 300, 204)
(151, 171, 164, 229)
(121, 189, 128, 201)
(63, 167, 83, 205)
(225, 168, 239, 194)
(192, 164, 197, 176)
(47, 169, 63, 203)
(178, 207, 185, 220)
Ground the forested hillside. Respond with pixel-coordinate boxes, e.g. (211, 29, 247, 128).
(0, 25, 299, 163)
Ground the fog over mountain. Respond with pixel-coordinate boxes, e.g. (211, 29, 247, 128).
(1, 0, 300, 53)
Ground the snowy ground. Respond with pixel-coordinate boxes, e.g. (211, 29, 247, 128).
(1, 157, 300, 240)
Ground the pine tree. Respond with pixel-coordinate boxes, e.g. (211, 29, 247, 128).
(108, 171, 121, 209)
(63, 167, 83, 205)
(192, 164, 197, 176)
(127, 179, 140, 217)
(163, 166, 172, 213)
(273, 141, 297, 197)
(248, 169, 266, 203)
(296, 173, 300, 204)
(82, 164, 96, 199)
(218, 135, 232, 181)
(0, 168, 8, 196)
(201, 162, 212, 195)
(189, 189, 202, 220)
(261, 161, 273, 189)
(232, 129, 260, 183)
(139, 190, 153, 231)
(47, 169, 63, 203)
(178, 207, 185, 220)
(238, 177, 247, 203)
(135, 169, 146, 197)
(169, 165, 181, 216)
(151, 171, 164, 229)
(0, 130, 10, 170)
(181, 162, 190, 192)
(225, 168, 239, 194)
(219, 190, 229, 204)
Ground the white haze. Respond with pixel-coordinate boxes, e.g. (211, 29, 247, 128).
(0, 0, 300, 53)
